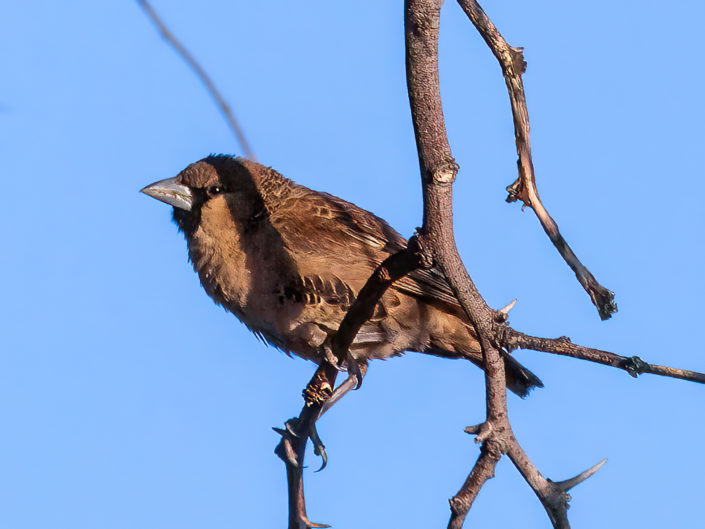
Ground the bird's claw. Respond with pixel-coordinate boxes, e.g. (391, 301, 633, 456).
(320, 343, 345, 372)
(346, 355, 364, 390)
(319, 342, 363, 391)
(309, 423, 328, 472)
(274, 417, 329, 472)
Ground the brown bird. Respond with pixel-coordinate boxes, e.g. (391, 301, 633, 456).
(141, 155, 542, 398)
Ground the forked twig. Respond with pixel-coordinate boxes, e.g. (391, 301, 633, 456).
(137, 0, 256, 160)
(405, 1, 619, 527)
(456, 0, 616, 320)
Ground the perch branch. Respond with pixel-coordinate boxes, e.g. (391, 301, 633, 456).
(330, 242, 425, 384)
(276, 246, 421, 528)
(274, 363, 338, 529)
(456, 0, 616, 320)
(137, 0, 256, 160)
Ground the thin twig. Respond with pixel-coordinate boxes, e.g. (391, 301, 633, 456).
(447, 440, 502, 529)
(456, 0, 616, 320)
(505, 331, 705, 384)
(331, 243, 423, 369)
(137, 0, 256, 160)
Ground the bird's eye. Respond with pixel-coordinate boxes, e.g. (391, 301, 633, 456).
(207, 185, 224, 196)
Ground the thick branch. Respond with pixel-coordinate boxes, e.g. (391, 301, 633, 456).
(405, 2, 511, 526)
(456, 0, 616, 320)
(137, 0, 256, 160)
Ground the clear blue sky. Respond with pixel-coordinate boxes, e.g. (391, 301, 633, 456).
(1, 1, 703, 528)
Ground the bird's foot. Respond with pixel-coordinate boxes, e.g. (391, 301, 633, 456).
(320, 343, 345, 372)
(318, 343, 364, 391)
(345, 355, 364, 390)
(273, 416, 330, 528)
(274, 415, 328, 472)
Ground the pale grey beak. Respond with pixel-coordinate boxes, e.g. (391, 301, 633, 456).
(140, 177, 194, 211)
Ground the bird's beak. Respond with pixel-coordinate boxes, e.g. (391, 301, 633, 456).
(140, 177, 194, 211)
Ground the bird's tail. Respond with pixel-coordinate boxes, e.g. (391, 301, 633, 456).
(499, 353, 543, 398)
(424, 347, 543, 398)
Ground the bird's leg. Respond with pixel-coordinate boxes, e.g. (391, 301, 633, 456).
(274, 362, 338, 529)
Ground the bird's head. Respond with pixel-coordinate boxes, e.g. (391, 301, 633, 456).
(141, 155, 268, 235)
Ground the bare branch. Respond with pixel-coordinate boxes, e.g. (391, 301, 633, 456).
(447, 440, 502, 529)
(505, 330, 705, 384)
(504, 440, 571, 528)
(274, 244, 421, 527)
(330, 241, 424, 374)
(456, 0, 616, 320)
(404, 2, 630, 527)
(268, 0, 703, 526)
(137, 0, 256, 160)
(405, 3, 512, 528)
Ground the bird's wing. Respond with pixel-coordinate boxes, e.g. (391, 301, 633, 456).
(271, 188, 462, 309)
(396, 267, 461, 307)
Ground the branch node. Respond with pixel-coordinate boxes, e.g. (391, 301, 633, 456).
(433, 167, 457, 184)
(464, 424, 481, 435)
(409, 233, 434, 269)
(505, 178, 524, 203)
(621, 356, 647, 378)
(464, 421, 494, 444)
(509, 45, 527, 74)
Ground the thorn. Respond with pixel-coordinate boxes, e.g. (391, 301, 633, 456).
(285, 420, 301, 438)
(500, 299, 517, 315)
(495, 299, 517, 322)
(554, 458, 607, 491)
(272, 427, 287, 437)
